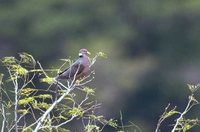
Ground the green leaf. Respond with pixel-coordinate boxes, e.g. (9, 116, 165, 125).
(68, 107, 83, 116)
(90, 52, 107, 66)
(18, 109, 29, 114)
(187, 84, 200, 93)
(11, 65, 28, 76)
(85, 125, 100, 132)
(82, 87, 95, 96)
(97, 52, 107, 58)
(33, 102, 50, 109)
(35, 94, 52, 99)
(19, 52, 36, 66)
(20, 88, 37, 96)
(40, 77, 54, 84)
(164, 110, 179, 118)
(22, 127, 33, 132)
(18, 97, 35, 106)
(1, 56, 16, 66)
(107, 118, 118, 128)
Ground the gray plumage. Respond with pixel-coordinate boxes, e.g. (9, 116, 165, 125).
(55, 49, 90, 80)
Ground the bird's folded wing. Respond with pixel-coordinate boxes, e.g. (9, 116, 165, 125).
(56, 61, 85, 79)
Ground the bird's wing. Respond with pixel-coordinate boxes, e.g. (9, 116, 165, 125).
(56, 60, 85, 79)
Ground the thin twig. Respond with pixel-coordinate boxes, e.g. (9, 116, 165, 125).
(1, 104, 6, 132)
(52, 115, 77, 128)
(155, 103, 171, 132)
(7, 68, 19, 132)
(171, 95, 194, 132)
(120, 111, 125, 131)
(129, 121, 142, 132)
(33, 85, 75, 132)
(14, 76, 18, 132)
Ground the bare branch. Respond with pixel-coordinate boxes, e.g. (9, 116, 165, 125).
(171, 94, 198, 132)
(1, 104, 6, 132)
(33, 85, 75, 132)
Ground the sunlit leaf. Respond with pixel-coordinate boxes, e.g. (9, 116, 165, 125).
(1, 56, 16, 66)
(35, 94, 52, 99)
(97, 52, 107, 58)
(19, 52, 36, 66)
(107, 118, 118, 128)
(18, 109, 29, 114)
(82, 87, 95, 96)
(187, 84, 200, 93)
(40, 77, 54, 84)
(22, 127, 33, 132)
(164, 110, 179, 118)
(90, 52, 107, 67)
(33, 102, 51, 109)
(11, 65, 28, 76)
(20, 88, 37, 96)
(85, 125, 100, 132)
(18, 97, 35, 106)
(68, 107, 83, 116)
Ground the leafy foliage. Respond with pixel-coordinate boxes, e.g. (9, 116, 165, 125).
(1, 52, 200, 132)
(156, 84, 200, 132)
(0, 52, 122, 132)
(1, 1, 200, 131)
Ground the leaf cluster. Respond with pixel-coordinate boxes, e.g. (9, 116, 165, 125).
(156, 84, 200, 132)
(0, 52, 121, 132)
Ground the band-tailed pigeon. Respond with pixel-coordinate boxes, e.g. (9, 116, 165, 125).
(55, 49, 91, 81)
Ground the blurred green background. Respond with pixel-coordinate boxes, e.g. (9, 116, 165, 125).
(1, 0, 200, 131)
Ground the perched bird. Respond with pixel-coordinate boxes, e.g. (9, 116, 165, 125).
(55, 49, 91, 81)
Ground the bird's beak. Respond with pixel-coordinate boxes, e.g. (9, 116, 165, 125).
(87, 51, 91, 55)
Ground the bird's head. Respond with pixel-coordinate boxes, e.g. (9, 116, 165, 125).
(79, 48, 91, 57)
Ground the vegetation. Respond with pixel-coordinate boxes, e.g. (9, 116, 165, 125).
(0, 53, 119, 131)
(0, 0, 200, 131)
(156, 84, 200, 132)
(0, 53, 200, 132)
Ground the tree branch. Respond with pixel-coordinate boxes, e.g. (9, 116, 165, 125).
(33, 84, 75, 132)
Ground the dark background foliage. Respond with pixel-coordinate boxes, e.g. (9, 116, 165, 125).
(0, 0, 200, 131)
